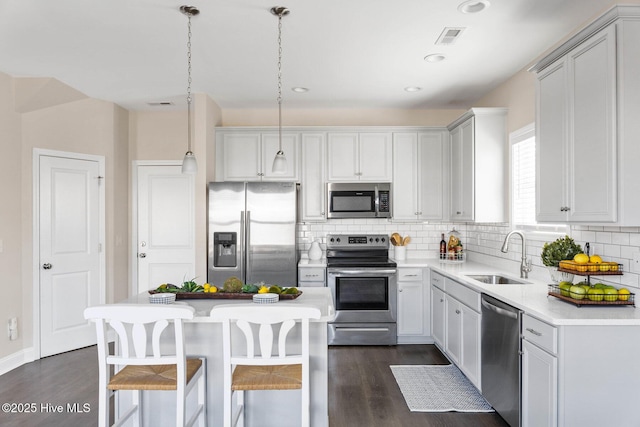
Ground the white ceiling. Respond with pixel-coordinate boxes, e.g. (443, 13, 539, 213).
(0, 0, 618, 111)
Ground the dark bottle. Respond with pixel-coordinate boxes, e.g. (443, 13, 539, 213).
(439, 233, 446, 260)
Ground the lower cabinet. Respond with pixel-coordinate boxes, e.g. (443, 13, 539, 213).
(397, 267, 431, 344)
(430, 272, 481, 390)
(522, 340, 557, 427)
(297, 265, 326, 287)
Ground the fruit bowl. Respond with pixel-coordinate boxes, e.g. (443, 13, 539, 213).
(548, 284, 634, 307)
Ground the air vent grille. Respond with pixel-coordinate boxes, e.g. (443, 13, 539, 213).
(436, 27, 465, 45)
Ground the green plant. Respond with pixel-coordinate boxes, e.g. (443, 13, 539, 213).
(540, 235, 583, 267)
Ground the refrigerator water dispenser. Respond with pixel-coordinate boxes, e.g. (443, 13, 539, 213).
(213, 232, 237, 267)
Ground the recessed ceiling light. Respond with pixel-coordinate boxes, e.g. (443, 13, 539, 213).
(291, 87, 309, 93)
(458, 0, 490, 14)
(424, 53, 447, 63)
(147, 101, 174, 106)
(404, 86, 422, 93)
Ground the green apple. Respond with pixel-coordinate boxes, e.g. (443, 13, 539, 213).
(587, 287, 604, 301)
(558, 282, 572, 297)
(593, 283, 606, 290)
(569, 285, 587, 300)
(603, 288, 618, 302)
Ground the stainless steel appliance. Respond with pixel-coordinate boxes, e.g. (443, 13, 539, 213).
(326, 182, 391, 219)
(481, 294, 522, 427)
(326, 234, 397, 345)
(208, 182, 297, 286)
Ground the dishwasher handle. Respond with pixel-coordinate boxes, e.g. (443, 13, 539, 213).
(481, 297, 519, 319)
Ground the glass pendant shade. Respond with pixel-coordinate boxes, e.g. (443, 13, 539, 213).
(272, 150, 287, 174)
(181, 151, 198, 174)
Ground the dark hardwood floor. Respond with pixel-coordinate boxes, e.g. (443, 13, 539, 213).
(0, 344, 509, 427)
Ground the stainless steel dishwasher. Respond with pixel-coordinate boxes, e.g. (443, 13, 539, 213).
(481, 294, 522, 427)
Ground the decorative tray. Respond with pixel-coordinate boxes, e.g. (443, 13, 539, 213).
(148, 290, 302, 300)
(548, 284, 634, 307)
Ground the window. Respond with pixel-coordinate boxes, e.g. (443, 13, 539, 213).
(510, 124, 567, 233)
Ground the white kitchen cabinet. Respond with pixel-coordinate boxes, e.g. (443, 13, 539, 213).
(447, 108, 507, 223)
(430, 277, 446, 349)
(431, 273, 482, 390)
(216, 130, 299, 181)
(532, 7, 640, 225)
(397, 268, 431, 344)
(297, 265, 326, 287)
(300, 133, 326, 221)
(521, 314, 558, 427)
(393, 131, 447, 221)
(327, 132, 392, 182)
(535, 26, 616, 222)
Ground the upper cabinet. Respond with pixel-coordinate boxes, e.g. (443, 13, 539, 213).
(447, 108, 507, 223)
(393, 130, 448, 221)
(217, 130, 299, 181)
(327, 132, 392, 182)
(531, 6, 640, 225)
(300, 133, 327, 222)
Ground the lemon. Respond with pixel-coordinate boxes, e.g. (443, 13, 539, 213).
(589, 255, 603, 264)
(258, 285, 269, 294)
(618, 288, 631, 301)
(573, 253, 589, 264)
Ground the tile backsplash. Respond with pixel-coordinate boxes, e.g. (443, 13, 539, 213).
(297, 220, 640, 291)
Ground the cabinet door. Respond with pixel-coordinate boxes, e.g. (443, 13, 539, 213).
(392, 133, 419, 220)
(397, 281, 424, 336)
(223, 133, 262, 181)
(522, 340, 558, 427)
(327, 133, 359, 181)
(450, 121, 473, 221)
(445, 297, 462, 366)
(261, 133, 300, 181)
(431, 285, 446, 348)
(419, 131, 445, 220)
(359, 133, 392, 181)
(460, 304, 481, 389)
(536, 59, 568, 222)
(567, 26, 616, 222)
(301, 133, 326, 221)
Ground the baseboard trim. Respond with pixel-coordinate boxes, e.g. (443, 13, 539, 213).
(0, 347, 35, 376)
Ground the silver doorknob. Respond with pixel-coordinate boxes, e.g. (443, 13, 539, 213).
(139, 253, 146, 258)
(43, 263, 52, 270)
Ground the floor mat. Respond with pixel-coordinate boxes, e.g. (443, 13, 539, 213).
(390, 364, 494, 412)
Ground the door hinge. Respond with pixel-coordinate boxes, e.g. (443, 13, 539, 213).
(98, 243, 103, 252)
(97, 176, 104, 186)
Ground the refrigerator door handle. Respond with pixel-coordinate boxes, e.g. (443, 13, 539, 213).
(240, 211, 246, 282)
(245, 210, 251, 281)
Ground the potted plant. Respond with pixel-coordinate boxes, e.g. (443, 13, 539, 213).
(541, 235, 583, 282)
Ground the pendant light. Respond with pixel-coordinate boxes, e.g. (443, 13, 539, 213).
(271, 6, 290, 174)
(180, 5, 199, 174)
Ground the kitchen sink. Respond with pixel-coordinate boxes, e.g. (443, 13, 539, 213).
(465, 274, 530, 285)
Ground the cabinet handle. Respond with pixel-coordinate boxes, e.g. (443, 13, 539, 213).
(399, 289, 403, 292)
(560, 206, 571, 212)
(405, 274, 418, 277)
(456, 211, 462, 215)
(525, 327, 542, 336)
(455, 309, 461, 315)
(440, 298, 444, 302)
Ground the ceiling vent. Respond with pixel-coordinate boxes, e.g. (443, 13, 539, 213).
(147, 101, 174, 106)
(436, 27, 465, 45)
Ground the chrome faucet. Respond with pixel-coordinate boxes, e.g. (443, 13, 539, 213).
(501, 230, 532, 279)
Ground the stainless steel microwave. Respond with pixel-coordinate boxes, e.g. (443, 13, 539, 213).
(326, 183, 391, 219)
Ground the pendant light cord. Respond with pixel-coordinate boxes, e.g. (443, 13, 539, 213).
(187, 12, 193, 155)
(277, 12, 283, 154)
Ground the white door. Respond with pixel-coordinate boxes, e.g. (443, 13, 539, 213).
(136, 165, 195, 292)
(39, 155, 103, 357)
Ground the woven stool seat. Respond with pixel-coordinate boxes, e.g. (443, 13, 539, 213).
(109, 358, 203, 391)
(232, 364, 302, 391)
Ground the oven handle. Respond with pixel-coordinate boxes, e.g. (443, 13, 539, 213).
(328, 269, 397, 275)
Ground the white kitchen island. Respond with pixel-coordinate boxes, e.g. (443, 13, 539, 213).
(115, 287, 335, 427)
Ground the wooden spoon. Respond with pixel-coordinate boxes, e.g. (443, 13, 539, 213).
(402, 236, 411, 246)
(391, 233, 401, 246)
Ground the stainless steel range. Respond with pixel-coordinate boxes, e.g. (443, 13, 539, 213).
(326, 234, 397, 345)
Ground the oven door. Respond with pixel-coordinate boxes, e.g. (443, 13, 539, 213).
(327, 268, 397, 323)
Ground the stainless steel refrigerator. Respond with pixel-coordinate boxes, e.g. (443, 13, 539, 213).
(208, 181, 298, 286)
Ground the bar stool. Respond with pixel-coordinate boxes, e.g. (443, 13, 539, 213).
(84, 304, 206, 427)
(210, 304, 321, 427)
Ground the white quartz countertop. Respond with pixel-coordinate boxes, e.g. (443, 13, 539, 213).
(298, 257, 327, 267)
(124, 287, 336, 323)
(395, 258, 640, 326)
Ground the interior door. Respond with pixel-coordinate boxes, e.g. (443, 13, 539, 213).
(136, 165, 195, 292)
(39, 154, 102, 357)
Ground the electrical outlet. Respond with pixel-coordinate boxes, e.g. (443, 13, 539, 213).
(632, 252, 640, 274)
(7, 317, 17, 341)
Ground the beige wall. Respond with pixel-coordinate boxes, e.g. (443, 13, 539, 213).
(0, 72, 24, 358)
